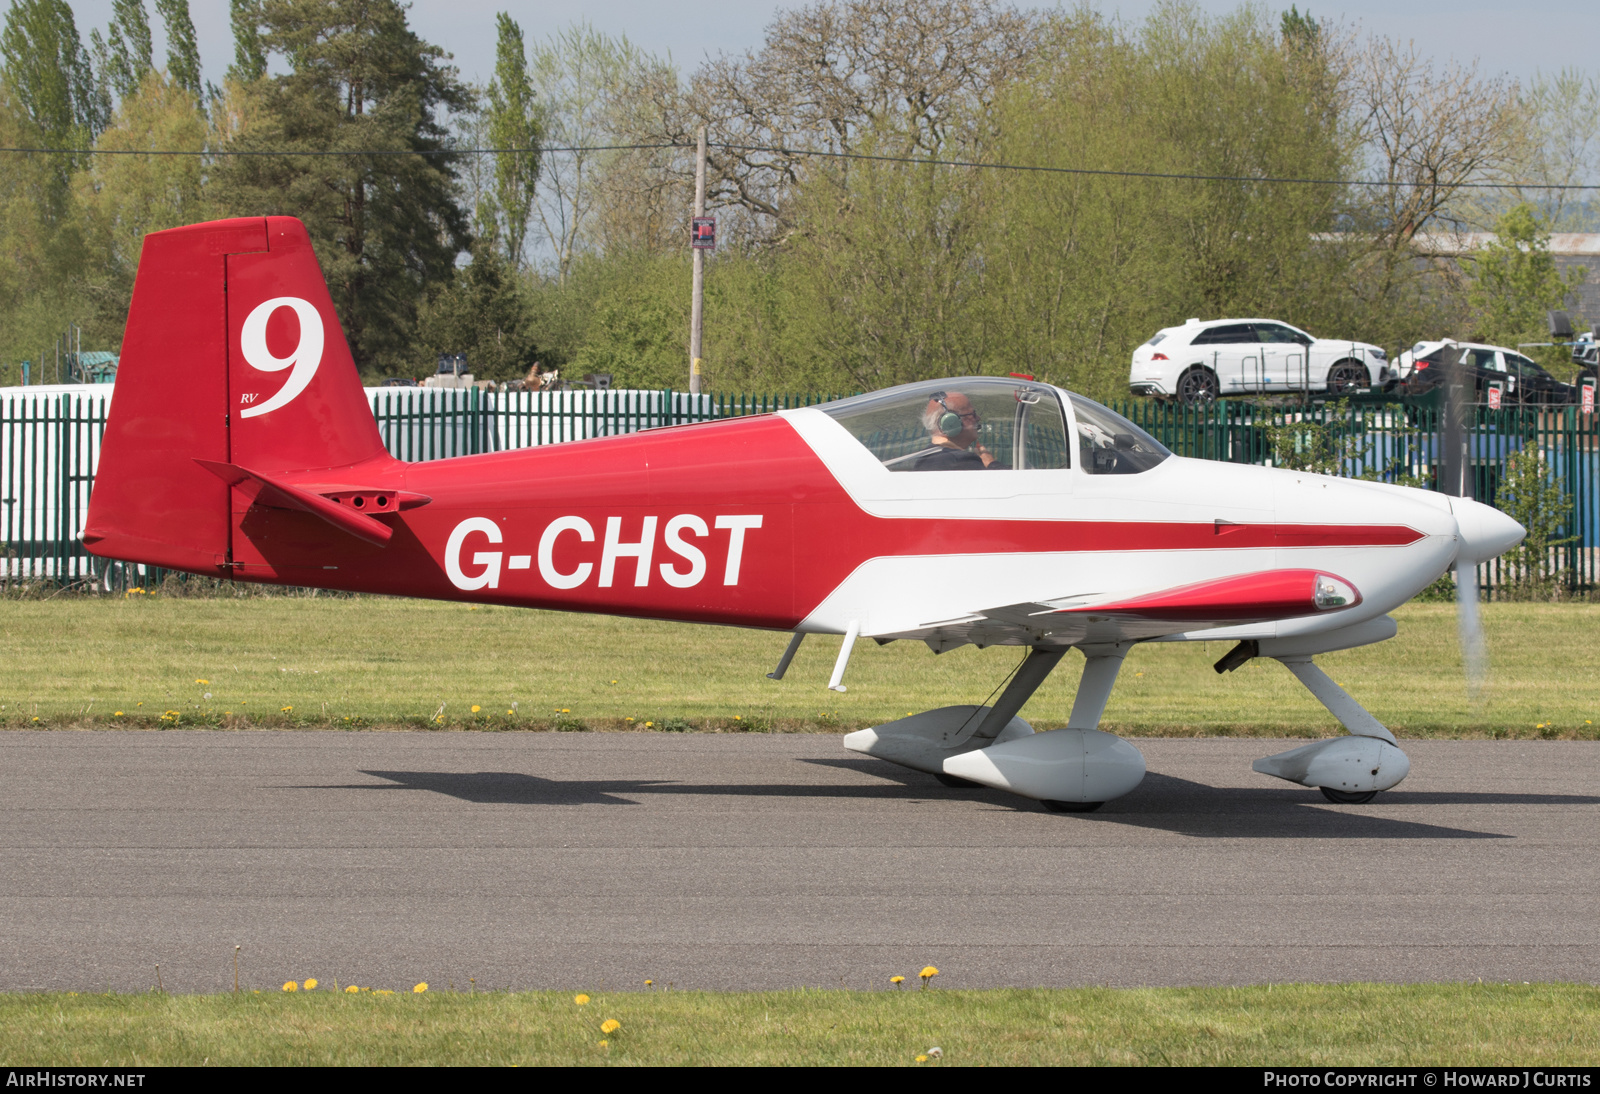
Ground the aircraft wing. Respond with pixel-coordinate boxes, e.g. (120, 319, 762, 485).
(876, 569, 1361, 650)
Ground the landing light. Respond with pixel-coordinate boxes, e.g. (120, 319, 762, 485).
(1314, 575, 1355, 610)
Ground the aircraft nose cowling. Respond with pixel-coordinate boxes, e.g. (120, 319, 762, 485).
(1451, 497, 1525, 563)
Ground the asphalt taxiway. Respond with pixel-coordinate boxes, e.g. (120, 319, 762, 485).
(2, 732, 1596, 992)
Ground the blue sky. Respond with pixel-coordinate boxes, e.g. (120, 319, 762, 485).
(66, 0, 1594, 93)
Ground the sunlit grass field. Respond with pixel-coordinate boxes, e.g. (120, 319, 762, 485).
(1, 597, 1597, 736)
(2, 983, 1597, 1066)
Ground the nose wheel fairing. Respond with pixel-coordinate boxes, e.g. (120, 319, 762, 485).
(1249, 655, 1411, 799)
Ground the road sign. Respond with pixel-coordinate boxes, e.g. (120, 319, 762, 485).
(691, 216, 716, 250)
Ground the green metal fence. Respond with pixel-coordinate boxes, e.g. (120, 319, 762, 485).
(4, 387, 1595, 596)
(1, 392, 108, 584)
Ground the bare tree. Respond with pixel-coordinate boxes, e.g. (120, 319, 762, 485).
(1347, 37, 1520, 311)
(530, 24, 668, 281)
(1354, 39, 1518, 243)
(676, 0, 1043, 245)
(1511, 69, 1600, 230)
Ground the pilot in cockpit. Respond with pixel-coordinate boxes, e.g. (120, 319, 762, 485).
(909, 391, 1006, 471)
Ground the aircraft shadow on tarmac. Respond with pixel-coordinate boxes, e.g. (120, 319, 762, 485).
(306, 761, 1592, 840)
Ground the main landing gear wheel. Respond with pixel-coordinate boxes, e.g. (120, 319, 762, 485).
(1326, 361, 1367, 395)
(935, 772, 983, 789)
(1176, 367, 1220, 405)
(1042, 799, 1104, 813)
(1319, 786, 1378, 805)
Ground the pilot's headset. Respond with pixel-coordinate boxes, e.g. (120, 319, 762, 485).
(929, 391, 974, 437)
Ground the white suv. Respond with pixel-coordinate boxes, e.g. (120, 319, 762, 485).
(1129, 318, 1389, 403)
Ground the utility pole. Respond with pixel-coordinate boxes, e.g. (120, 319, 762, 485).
(689, 126, 707, 396)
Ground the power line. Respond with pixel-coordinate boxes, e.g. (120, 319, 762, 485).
(0, 139, 1595, 191)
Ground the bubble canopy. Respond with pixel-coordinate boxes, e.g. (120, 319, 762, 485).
(814, 377, 1170, 475)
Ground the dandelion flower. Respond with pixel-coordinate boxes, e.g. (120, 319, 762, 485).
(413, 982, 428, 993)
(471, 705, 481, 713)
(113, 712, 123, 717)
(644, 980, 653, 987)
(281, 706, 293, 713)
(645, 721, 654, 728)
(344, 985, 358, 994)
(598, 1040, 609, 1048)
(920, 966, 939, 986)
(734, 715, 741, 720)
(574, 993, 590, 1005)
(561, 708, 570, 713)
(304, 978, 318, 990)
(890, 976, 905, 986)
(916, 1055, 928, 1063)
(282, 981, 298, 992)
(506, 710, 513, 715)
(601, 1019, 621, 1035)
(196, 679, 208, 685)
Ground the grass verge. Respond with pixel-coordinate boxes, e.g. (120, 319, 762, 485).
(1, 599, 1597, 737)
(6, 984, 1600, 1066)
(3, 984, 1597, 1066)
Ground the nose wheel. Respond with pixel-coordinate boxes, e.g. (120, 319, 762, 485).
(1319, 787, 1378, 805)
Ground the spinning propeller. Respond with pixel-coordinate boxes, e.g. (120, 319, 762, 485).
(1437, 347, 1524, 700)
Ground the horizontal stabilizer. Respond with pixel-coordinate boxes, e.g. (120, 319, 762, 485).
(194, 459, 415, 547)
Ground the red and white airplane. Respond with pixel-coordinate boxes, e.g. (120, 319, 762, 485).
(84, 217, 1525, 811)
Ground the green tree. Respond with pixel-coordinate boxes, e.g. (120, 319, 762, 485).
(1279, 4, 1318, 49)
(1467, 203, 1587, 358)
(74, 70, 209, 340)
(483, 13, 543, 270)
(0, 79, 91, 367)
(96, 0, 152, 102)
(413, 245, 539, 383)
(209, 0, 471, 374)
(1494, 446, 1575, 600)
(1, 0, 104, 151)
(227, 0, 265, 84)
(154, 0, 200, 99)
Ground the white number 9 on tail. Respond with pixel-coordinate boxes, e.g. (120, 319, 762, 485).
(239, 296, 325, 419)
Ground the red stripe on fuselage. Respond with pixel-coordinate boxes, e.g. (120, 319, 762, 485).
(223, 414, 1424, 629)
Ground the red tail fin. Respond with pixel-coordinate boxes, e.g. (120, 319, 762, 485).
(84, 217, 391, 571)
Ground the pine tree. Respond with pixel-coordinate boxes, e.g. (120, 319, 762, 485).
(209, 0, 471, 374)
(485, 12, 543, 270)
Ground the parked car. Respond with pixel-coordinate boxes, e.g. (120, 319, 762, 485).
(1129, 318, 1388, 404)
(1395, 340, 1577, 405)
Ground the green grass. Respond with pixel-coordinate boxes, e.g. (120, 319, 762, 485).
(2, 984, 1596, 1065)
(1, 597, 1598, 737)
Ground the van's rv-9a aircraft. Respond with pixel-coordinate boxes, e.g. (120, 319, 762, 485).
(84, 217, 1526, 812)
